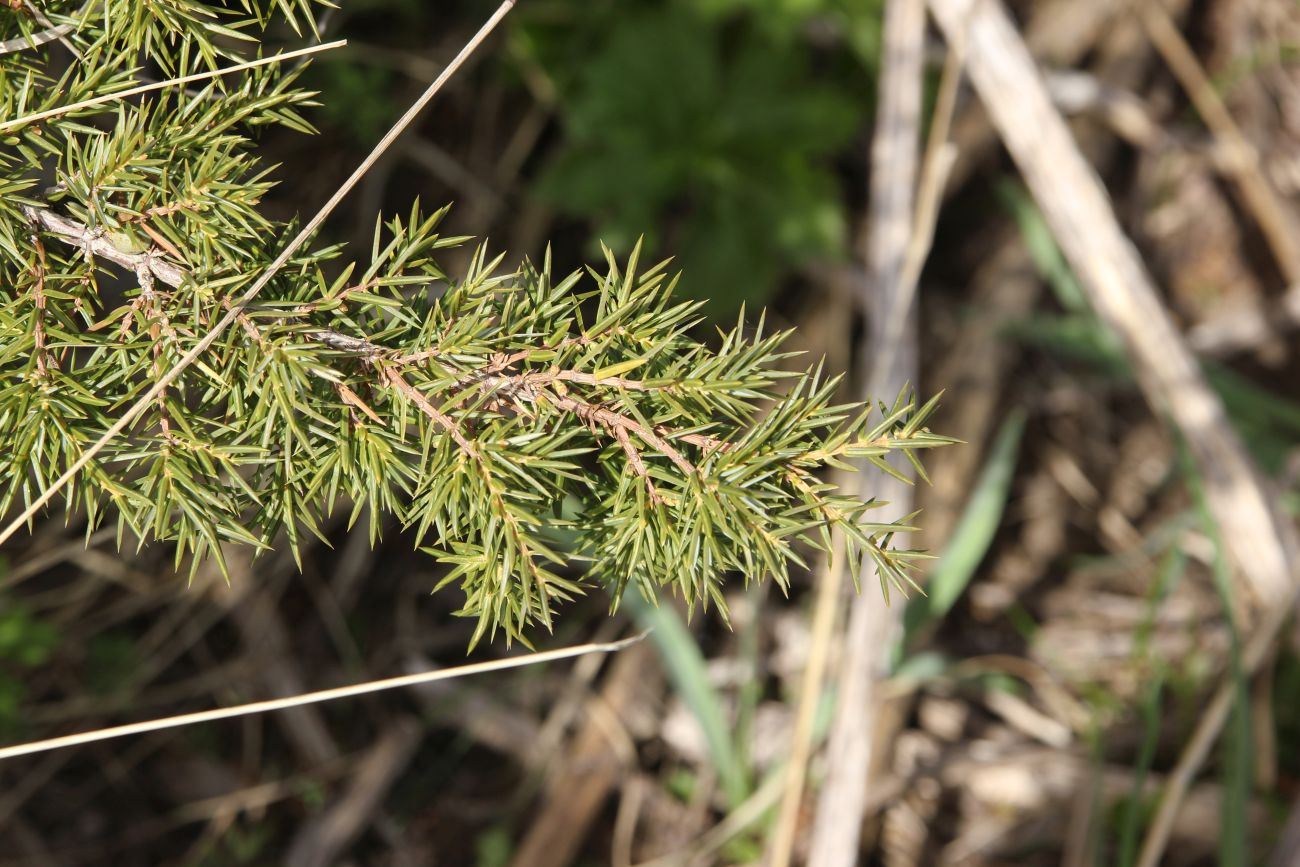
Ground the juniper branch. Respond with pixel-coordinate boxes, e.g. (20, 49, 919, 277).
(9, 198, 950, 640)
(0, 1, 952, 644)
(0, 1, 516, 547)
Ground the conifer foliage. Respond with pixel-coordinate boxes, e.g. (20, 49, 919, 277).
(0, 2, 950, 643)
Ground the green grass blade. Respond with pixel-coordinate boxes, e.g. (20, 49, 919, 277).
(996, 179, 1088, 314)
(624, 592, 750, 807)
(1182, 444, 1251, 867)
(897, 408, 1026, 664)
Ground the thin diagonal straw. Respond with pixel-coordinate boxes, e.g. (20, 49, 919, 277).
(0, 0, 517, 548)
(0, 40, 347, 134)
(0, 632, 645, 762)
(0, 0, 91, 57)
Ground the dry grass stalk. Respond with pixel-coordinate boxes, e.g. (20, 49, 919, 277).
(767, 528, 850, 867)
(926, 0, 1298, 609)
(923, 0, 1299, 863)
(1134, 0, 1300, 286)
(508, 642, 654, 867)
(0, 634, 644, 762)
(804, 1, 927, 865)
(1270, 798, 1300, 867)
(0, 40, 346, 133)
(1135, 591, 1297, 867)
(285, 719, 423, 867)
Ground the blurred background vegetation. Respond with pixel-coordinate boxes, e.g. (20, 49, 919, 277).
(303, 0, 883, 318)
(5, 0, 1300, 865)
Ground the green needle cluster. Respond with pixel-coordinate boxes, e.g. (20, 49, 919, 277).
(1, 1, 950, 644)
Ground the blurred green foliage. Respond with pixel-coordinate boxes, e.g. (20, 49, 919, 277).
(313, 62, 401, 146)
(694, 0, 882, 60)
(0, 598, 60, 736)
(516, 0, 879, 317)
(0, 603, 59, 668)
(198, 821, 276, 866)
(474, 825, 514, 867)
(85, 632, 140, 697)
(301, 0, 880, 317)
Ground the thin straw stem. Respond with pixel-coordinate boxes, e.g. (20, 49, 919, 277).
(0, 632, 644, 762)
(0, 40, 347, 134)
